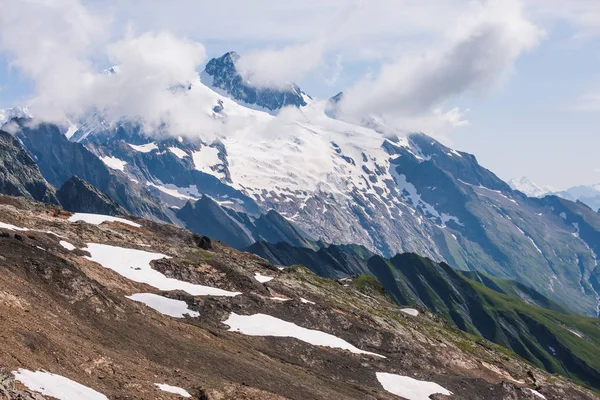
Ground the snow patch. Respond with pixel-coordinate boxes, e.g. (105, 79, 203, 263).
(300, 298, 315, 304)
(100, 156, 127, 171)
(376, 372, 452, 400)
(400, 308, 419, 316)
(0, 222, 28, 231)
(224, 313, 384, 358)
(566, 328, 583, 338)
(68, 213, 141, 228)
(13, 369, 108, 400)
(128, 142, 158, 153)
(155, 383, 191, 398)
(84, 243, 240, 297)
(255, 273, 274, 283)
(127, 293, 200, 318)
(60, 241, 76, 251)
(168, 146, 188, 159)
(528, 388, 547, 399)
(146, 182, 200, 200)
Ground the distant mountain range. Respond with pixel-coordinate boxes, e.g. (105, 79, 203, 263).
(510, 176, 600, 212)
(2, 51, 600, 320)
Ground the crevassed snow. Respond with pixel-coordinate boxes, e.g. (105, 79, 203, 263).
(376, 372, 452, 400)
(168, 147, 188, 159)
(13, 369, 108, 400)
(60, 241, 76, 251)
(254, 273, 274, 283)
(68, 213, 141, 228)
(224, 313, 384, 358)
(84, 243, 240, 297)
(155, 383, 191, 398)
(192, 146, 222, 178)
(400, 308, 419, 316)
(0, 221, 29, 231)
(127, 293, 199, 318)
(100, 156, 127, 171)
(128, 142, 158, 153)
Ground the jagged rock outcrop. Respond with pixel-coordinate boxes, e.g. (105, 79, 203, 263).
(204, 51, 308, 111)
(56, 175, 126, 215)
(0, 130, 58, 205)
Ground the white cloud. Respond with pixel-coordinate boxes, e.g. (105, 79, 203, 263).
(235, 39, 328, 88)
(0, 0, 217, 138)
(324, 55, 344, 87)
(233, 1, 361, 88)
(2, 0, 592, 142)
(573, 90, 600, 111)
(336, 0, 542, 134)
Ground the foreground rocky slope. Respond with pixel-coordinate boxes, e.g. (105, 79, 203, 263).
(0, 195, 596, 399)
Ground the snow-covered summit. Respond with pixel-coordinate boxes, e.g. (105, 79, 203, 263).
(508, 176, 552, 198)
(0, 107, 31, 127)
(203, 51, 308, 111)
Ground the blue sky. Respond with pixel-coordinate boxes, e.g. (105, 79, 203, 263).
(1, 0, 599, 190)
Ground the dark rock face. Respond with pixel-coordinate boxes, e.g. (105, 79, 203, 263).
(246, 241, 372, 279)
(56, 175, 126, 216)
(13, 120, 175, 223)
(204, 51, 307, 111)
(176, 196, 312, 250)
(0, 130, 58, 205)
(252, 210, 313, 249)
(177, 196, 256, 249)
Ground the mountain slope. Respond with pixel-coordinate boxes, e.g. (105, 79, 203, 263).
(553, 185, 600, 213)
(462, 270, 575, 316)
(0, 130, 58, 205)
(0, 194, 597, 399)
(367, 253, 600, 390)
(246, 239, 600, 388)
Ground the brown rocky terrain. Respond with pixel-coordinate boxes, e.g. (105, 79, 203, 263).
(0, 194, 597, 400)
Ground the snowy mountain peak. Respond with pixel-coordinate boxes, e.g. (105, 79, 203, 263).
(508, 176, 552, 198)
(0, 107, 31, 127)
(203, 51, 308, 111)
